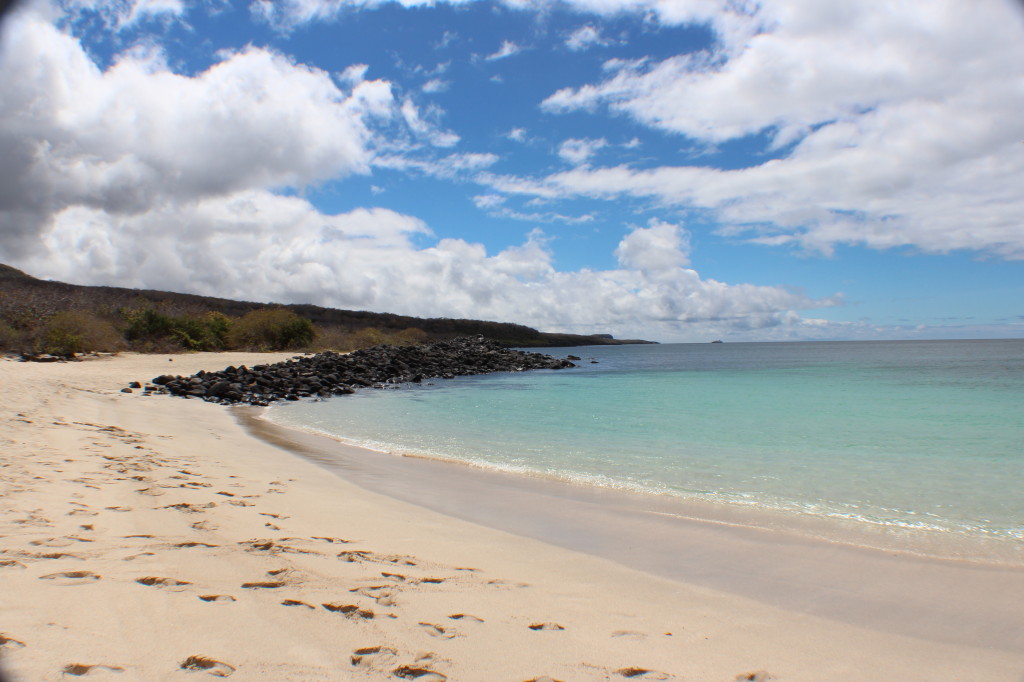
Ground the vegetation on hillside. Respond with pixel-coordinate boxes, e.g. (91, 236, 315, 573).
(0, 264, 652, 355)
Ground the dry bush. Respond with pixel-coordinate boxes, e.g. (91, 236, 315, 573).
(349, 327, 386, 349)
(37, 311, 126, 355)
(311, 326, 358, 352)
(228, 308, 315, 351)
(393, 327, 428, 346)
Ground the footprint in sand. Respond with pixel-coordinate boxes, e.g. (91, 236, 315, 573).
(123, 552, 156, 561)
(0, 560, 27, 569)
(350, 585, 398, 606)
(175, 542, 218, 549)
(487, 578, 529, 588)
(28, 538, 68, 548)
(32, 552, 83, 560)
(337, 550, 373, 563)
(321, 603, 375, 620)
(179, 655, 235, 677)
(528, 623, 565, 631)
(280, 599, 314, 609)
(0, 634, 26, 649)
(418, 622, 457, 639)
(350, 646, 398, 669)
(240, 581, 285, 590)
(62, 663, 125, 676)
(525, 677, 565, 682)
(615, 667, 672, 680)
(392, 663, 448, 681)
(611, 630, 647, 641)
(734, 672, 773, 682)
(136, 576, 191, 588)
(447, 614, 484, 623)
(162, 502, 213, 514)
(199, 595, 236, 603)
(38, 570, 100, 583)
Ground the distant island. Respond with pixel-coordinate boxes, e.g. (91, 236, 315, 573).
(0, 263, 655, 355)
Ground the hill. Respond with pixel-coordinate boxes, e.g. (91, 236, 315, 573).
(0, 264, 653, 354)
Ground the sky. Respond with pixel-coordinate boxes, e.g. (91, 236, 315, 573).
(0, 0, 1022, 342)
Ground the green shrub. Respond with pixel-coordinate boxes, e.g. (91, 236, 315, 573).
(0, 320, 27, 352)
(122, 308, 235, 351)
(228, 308, 315, 351)
(124, 308, 176, 342)
(38, 311, 124, 355)
(202, 311, 232, 350)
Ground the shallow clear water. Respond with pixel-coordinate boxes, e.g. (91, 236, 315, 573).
(267, 339, 1024, 546)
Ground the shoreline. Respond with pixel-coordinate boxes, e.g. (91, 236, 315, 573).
(2, 352, 1023, 680)
(244, 407, 1024, 653)
(256, 403, 1024, 568)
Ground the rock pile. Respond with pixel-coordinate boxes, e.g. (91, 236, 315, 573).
(129, 336, 576, 406)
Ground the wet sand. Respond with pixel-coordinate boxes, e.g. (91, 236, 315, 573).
(245, 409, 1024, 653)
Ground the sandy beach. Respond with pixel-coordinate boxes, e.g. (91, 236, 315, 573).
(1, 352, 1023, 681)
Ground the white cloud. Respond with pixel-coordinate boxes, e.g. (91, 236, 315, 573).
(565, 24, 609, 51)
(485, 39, 523, 61)
(527, 0, 1024, 259)
(374, 152, 499, 178)
(506, 127, 528, 142)
(473, 194, 507, 210)
(16, 189, 833, 341)
(60, 0, 189, 30)
(251, 0, 761, 46)
(422, 78, 450, 93)
(557, 137, 608, 165)
(0, 11, 402, 256)
(614, 219, 690, 270)
(399, 99, 460, 147)
(338, 63, 369, 85)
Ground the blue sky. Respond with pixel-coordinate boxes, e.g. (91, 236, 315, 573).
(1, 0, 1022, 341)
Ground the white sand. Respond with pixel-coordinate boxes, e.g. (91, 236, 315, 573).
(1, 352, 1022, 681)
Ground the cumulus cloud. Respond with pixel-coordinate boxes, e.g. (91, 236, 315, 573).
(0, 11, 398, 257)
(18, 189, 832, 341)
(557, 137, 608, 165)
(614, 219, 690, 271)
(528, 0, 1024, 259)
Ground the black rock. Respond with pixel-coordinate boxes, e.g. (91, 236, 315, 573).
(136, 336, 576, 408)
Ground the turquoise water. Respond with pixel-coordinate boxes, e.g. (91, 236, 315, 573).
(266, 340, 1024, 548)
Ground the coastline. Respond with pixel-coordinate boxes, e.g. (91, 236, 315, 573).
(1, 352, 1022, 680)
(246, 408, 1024, 651)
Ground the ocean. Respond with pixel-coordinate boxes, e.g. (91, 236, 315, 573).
(264, 339, 1024, 560)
